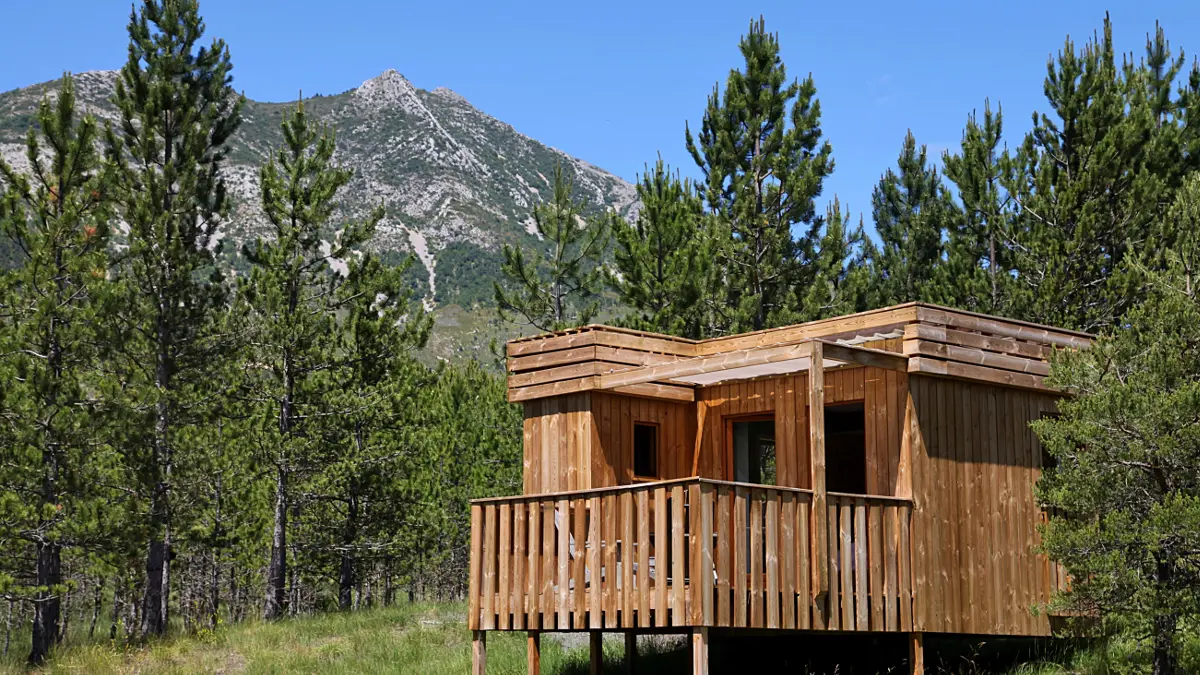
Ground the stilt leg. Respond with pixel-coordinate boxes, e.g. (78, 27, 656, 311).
(527, 631, 540, 675)
(624, 631, 637, 674)
(909, 632, 924, 675)
(589, 631, 603, 675)
(692, 627, 709, 675)
(472, 630, 486, 675)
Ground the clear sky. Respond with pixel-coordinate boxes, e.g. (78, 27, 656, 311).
(3, 1, 1200, 230)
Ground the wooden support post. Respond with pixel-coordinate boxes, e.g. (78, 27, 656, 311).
(808, 342, 829, 620)
(527, 632, 541, 675)
(472, 630, 486, 675)
(909, 632, 924, 675)
(691, 627, 709, 675)
(589, 631, 603, 675)
(624, 632, 637, 674)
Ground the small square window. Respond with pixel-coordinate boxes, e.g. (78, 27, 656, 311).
(633, 423, 658, 479)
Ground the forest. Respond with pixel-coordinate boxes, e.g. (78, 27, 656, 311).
(3, 0, 1200, 673)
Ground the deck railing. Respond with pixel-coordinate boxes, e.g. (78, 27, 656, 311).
(467, 478, 915, 632)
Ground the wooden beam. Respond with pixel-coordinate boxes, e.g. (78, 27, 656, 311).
(809, 342, 830, 605)
(528, 632, 541, 675)
(695, 304, 921, 355)
(819, 340, 909, 372)
(903, 340, 1049, 376)
(508, 376, 597, 402)
(908, 356, 1050, 391)
(508, 327, 695, 358)
(610, 382, 695, 403)
(909, 632, 924, 675)
(624, 632, 637, 674)
(903, 323, 1050, 360)
(691, 627, 709, 675)
(589, 631, 602, 675)
(598, 342, 815, 390)
(509, 377, 694, 403)
(473, 630, 486, 675)
(916, 306, 1091, 349)
(509, 345, 599, 373)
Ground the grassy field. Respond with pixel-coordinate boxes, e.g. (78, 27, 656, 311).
(0, 602, 1194, 674)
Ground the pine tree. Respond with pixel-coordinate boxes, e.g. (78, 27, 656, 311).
(685, 17, 834, 333)
(1034, 175, 1200, 675)
(1004, 16, 1200, 332)
(609, 159, 706, 337)
(937, 102, 1020, 315)
(869, 131, 952, 306)
(103, 0, 243, 637)
(238, 100, 391, 619)
(494, 164, 609, 332)
(315, 247, 430, 610)
(0, 76, 119, 664)
(795, 198, 875, 321)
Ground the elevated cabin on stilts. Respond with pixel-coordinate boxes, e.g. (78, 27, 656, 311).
(467, 302, 1091, 674)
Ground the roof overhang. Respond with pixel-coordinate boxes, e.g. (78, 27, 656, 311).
(596, 339, 909, 391)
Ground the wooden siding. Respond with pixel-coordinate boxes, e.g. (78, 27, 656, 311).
(694, 363, 908, 498)
(591, 393, 696, 487)
(523, 394, 594, 494)
(907, 374, 1060, 636)
(523, 393, 695, 494)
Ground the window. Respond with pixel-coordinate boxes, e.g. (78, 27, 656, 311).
(633, 423, 659, 478)
(826, 402, 866, 494)
(730, 415, 776, 485)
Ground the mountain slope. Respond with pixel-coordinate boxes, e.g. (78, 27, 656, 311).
(0, 69, 637, 361)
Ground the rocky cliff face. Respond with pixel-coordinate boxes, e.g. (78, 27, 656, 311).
(0, 69, 637, 359)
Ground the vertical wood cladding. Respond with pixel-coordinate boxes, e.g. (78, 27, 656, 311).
(695, 365, 907, 497)
(907, 374, 1059, 636)
(522, 393, 695, 493)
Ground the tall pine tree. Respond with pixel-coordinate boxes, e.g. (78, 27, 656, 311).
(869, 130, 952, 306)
(494, 164, 609, 332)
(609, 159, 707, 337)
(938, 102, 1020, 315)
(238, 101, 391, 619)
(686, 17, 833, 333)
(1004, 16, 1200, 332)
(0, 76, 118, 664)
(103, 0, 243, 636)
(795, 197, 875, 321)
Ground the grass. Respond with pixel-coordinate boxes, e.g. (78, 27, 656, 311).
(0, 603, 682, 675)
(2, 604, 1196, 674)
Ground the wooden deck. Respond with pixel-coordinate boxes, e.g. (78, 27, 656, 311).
(467, 478, 915, 633)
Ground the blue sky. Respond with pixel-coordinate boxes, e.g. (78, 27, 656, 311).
(3, 1, 1200, 229)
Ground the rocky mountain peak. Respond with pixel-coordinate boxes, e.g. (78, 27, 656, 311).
(354, 69, 419, 105)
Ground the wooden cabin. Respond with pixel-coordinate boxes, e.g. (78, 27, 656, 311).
(467, 303, 1091, 674)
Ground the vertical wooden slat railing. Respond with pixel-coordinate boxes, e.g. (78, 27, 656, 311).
(467, 478, 915, 633)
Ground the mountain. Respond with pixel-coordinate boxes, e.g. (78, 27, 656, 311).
(0, 69, 638, 361)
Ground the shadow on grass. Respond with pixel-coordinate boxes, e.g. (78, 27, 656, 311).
(555, 632, 1076, 675)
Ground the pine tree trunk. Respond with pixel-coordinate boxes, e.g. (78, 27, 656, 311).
(142, 324, 172, 638)
(109, 582, 120, 641)
(89, 582, 101, 639)
(339, 463, 360, 611)
(1151, 556, 1178, 675)
(4, 599, 14, 657)
(29, 540, 61, 664)
(209, 548, 220, 629)
(264, 465, 288, 619)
